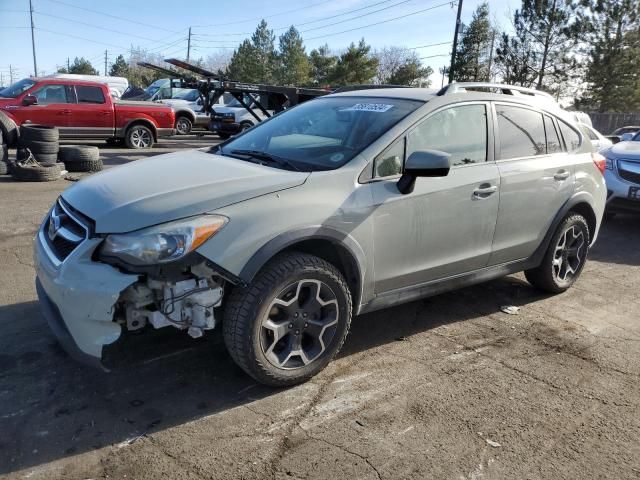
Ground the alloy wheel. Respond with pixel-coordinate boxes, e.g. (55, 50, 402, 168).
(552, 225, 585, 283)
(176, 118, 190, 135)
(130, 128, 152, 148)
(260, 279, 339, 370)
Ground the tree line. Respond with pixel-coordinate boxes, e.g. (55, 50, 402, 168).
(58, 0, 639, 112)
(451, 0, 639, 112)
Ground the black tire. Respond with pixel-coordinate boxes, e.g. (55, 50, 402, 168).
(11, 163, 60, 182)
(175, 115, 193, 135)
(0, 112, 19, 146)
(0, 161, 8, 176)
(223, 252, 352, 387)
(65, 158, 103, 173)
(1, 143, 7, 163)
(19, 139, 59, 154)
(59, 145, 100, 162)
(525, 213, 590, 294)
(125, 124, 154, 149)
(20, 124, 59, 143)
(239, 121, 253, 132)
(34, 152, 59, 163)
(218, 133, 230, 140)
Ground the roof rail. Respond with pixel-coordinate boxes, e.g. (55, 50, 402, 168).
(437, 82, 554, 100)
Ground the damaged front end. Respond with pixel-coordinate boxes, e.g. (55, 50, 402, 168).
(115, 262, 226, 339)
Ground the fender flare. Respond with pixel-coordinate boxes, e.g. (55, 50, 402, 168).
(529, 191, 598, 267)
(238, 226, 368, 310)
(173, 109, 196, 123)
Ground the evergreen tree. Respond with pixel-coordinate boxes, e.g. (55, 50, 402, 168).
(574, 0, 640, 111)
(451, 3, 493, 82)
(375, 47, 432, 86)
(109, 54, 129, 77)
(331, 39, 379, 86)
(226, 20, 277, 83)
(388, 60, 433, 87)
(309, 45, 337, 87)
(276, 26, 310, 86)
(494, 30, 538, 87)
(67, 57, 99, 75)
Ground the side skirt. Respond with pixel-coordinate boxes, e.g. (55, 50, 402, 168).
(358, 257, 537, 315)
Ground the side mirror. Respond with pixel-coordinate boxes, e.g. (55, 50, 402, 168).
(398, 150, 451, 194)
(22, 95, 37, 106)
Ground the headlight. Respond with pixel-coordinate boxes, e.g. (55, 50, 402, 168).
(100, 215, 227, 265)
(605, 157, 614, 170)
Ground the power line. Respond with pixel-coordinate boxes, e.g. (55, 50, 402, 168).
(407, 41, 452, 50)
(40, 0, 181, 33)
(192, 0, 332, 28)
(304, 1, 455, 41)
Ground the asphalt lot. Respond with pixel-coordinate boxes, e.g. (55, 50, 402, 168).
(0, 137, 639, 480)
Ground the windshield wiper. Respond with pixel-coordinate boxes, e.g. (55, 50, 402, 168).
(230, 149, 301, 171)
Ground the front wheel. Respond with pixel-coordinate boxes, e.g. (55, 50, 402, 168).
(525, 213, 590, 293)
(125, 124, 154, 149)
(223, 252, 352, 386)
(175, 116, 192, 135)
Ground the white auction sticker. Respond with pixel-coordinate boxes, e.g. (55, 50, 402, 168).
(343, 103, 394, 113)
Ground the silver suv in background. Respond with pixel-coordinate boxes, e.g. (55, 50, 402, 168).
(34, 83, 606, 386)
(602, 130, 640, 216)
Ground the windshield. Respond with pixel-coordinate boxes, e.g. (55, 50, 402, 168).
(0, 78, 36, 98)
(217, 96, 423, 171)
(172, 89, 199, 101)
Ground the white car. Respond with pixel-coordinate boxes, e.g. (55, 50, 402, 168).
(579, 123, 612, 152)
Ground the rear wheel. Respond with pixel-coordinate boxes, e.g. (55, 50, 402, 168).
(525, 213, 590, 293)
(125, 124, 154, 149)
(223, 252, 352, 386)
(175, 116, 193, 135)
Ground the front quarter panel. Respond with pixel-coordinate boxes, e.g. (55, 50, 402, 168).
(196, 164, 376, 305)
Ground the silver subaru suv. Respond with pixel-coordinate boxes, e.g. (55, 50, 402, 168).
(34, 83, 607, 386)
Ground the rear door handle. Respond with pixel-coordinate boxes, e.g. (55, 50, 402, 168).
(473, 184, 498, 198)
(554, 170, 570, 181)
(60, 109, 72, 115)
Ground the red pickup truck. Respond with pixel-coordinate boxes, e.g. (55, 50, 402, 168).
(0, 78, 175, 149)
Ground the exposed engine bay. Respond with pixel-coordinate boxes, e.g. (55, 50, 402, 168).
(115, 263, 225, 339)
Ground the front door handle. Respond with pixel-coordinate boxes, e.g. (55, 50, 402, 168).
(473, 184, 498, 198)
(554, 170, 570, 181)
(99, 111, 112, 115)
(60, 109, 72, 115)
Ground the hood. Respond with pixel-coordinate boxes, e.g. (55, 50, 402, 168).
(606, 140, 640, 158)
(62, 149, 309, 233)
(0, 98, 19, 107)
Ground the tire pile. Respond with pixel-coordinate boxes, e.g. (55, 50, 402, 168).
(0, 124, 104, 181)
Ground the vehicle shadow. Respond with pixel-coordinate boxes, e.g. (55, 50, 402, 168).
(589, 214, 640, 266)
(0, 275, 545, 475)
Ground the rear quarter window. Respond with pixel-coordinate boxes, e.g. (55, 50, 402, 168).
(76, 86, 105, 104)
(558, 121, 582, 152)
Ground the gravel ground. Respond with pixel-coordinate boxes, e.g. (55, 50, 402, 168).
(0, 137, 638, 480)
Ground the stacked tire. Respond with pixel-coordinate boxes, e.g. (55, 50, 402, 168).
(19, 125, 60, 164)
(11, 148, 61, 182)
(59, 145, 103, 172)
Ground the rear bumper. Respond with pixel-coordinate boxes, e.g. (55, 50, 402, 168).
(209, 120, 241, 135)
(157, 127, 176, 137)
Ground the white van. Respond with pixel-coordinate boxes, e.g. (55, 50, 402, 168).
(47, 74, 129, 99)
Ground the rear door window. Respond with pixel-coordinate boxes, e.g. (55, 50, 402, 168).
(497, 105, 546, 159)
(76, 86, 105, 104)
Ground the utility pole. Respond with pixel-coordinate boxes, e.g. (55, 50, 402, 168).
(187, 27, 192, 62)
(29, 0, 38, 77)
(67, 57, 70, 72)
(448, 0, 464, 84)
(104, 50, 108, 75)
(441, 66, 446, 88)
(9, 65, 14, 84)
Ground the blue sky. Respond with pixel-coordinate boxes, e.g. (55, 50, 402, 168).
(0, 0, 515, 85)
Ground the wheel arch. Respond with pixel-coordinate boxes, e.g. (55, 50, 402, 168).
(122, 119, 158, 141)
(568, 201, 597, 245)
(239, 227, 367, 315)
(175, 109, 196, 123)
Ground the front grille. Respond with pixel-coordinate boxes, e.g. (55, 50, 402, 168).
(43, 199, 89, 262)
(618, 166, 640, 184)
